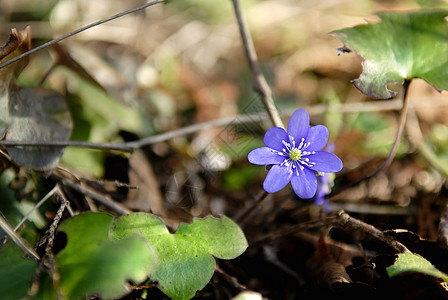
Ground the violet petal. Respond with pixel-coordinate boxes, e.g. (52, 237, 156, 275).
(248, 147, 285, 165)
(291, 168, 317, 199)
(306, 151, 343, 173)
(287, 109, 310, 142)
(305, 125, 328, 152)
(264, 127, 288, 151)
(263, 164, 292, 193)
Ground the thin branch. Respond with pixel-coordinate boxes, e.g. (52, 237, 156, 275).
(14, 186, 58, 232)
(0, 98, 446, 151)
(230, 0, 284, 128)
(59, 178, 131, 215)
(0, 1, 165, 71)
(38, 193, 68, 300)
(251, 215, 339, 246)
(252, 210, 410, 253)
(333, 211, 410, 253)
(215, 265, 249, 291)
(56, 185, 75, 216)
(234, 191, 269, 225)
(128, 114, 254, 148)
(0, 140, 134, 152)
(37, 193, 69, 252)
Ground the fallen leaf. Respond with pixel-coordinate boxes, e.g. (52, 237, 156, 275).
(0, 26, 31, 83)
(0, 26, 73, 170)
(6, 87, 72, 170)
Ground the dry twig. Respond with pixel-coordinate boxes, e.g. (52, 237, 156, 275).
(0, 98, 447, 151)
(58, 177, 131, 215)
(253, 210, 410, 254)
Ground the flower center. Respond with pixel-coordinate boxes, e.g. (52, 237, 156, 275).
(289, 148, 302, 161)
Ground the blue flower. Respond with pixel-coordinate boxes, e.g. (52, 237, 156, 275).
(315, 142, 335, 212)
(248, 109, 343, 199)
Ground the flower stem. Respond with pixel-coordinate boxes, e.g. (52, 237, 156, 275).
(406, 108, 448, 177)
(330, 79, 412, 197)
(234, 191, 269, 225)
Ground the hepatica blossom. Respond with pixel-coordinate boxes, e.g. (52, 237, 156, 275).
(315, 142, 335, 212)
(248, 109, 343, 199)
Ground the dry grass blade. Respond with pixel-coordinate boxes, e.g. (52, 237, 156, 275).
(0, 214, 40, 261)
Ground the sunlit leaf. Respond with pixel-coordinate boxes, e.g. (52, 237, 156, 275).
(56, 212, 158, 300)
(332, 10, 448, 99)
(110, 212, 248, 300)
(387, 253, 448, 283)
(0, 241, 37, 300)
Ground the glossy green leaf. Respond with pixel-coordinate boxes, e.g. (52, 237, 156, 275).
(56, 212, 157, 300)
(0, 241, 37, 300)
(332, 10, 448, 99)
(30, 274, 57, 300)
(110, 212, 248, 300)
(387, 253, 448, 282)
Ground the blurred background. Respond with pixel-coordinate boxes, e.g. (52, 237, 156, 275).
(0, 0, 447, 228)
(1, 0, 448, 297)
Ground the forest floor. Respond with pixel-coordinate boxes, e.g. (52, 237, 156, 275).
(1, 0, 448, 299)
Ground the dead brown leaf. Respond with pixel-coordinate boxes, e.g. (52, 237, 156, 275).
(0, 26, 31, 82)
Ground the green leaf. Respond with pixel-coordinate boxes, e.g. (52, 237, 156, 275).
(30, 274, 57, 300)
(0, 241, 37, 300)
(332, 10, 448, 99)
(387, 253, 448, 282)
(110, 212, 248, 300)
(56, 212, 158, 300)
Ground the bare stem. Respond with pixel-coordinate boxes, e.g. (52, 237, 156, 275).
(230, 0, 284, 128)
(406, 108, 448, 177)
(234, 190, 269, 225)
(330, 80, 412, 198)
(0, 140, 134, 152)
(333, 211, 410, 253)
